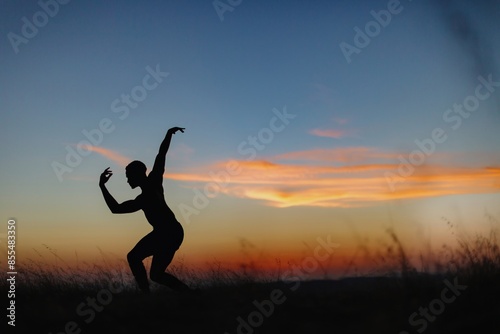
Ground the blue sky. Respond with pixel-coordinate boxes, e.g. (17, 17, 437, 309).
(1, 0, 499, 270)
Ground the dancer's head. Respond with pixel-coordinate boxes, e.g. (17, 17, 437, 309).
(125, 160, 147, 188)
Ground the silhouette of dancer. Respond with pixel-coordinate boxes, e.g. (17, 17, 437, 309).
(99, 127, 191, 293)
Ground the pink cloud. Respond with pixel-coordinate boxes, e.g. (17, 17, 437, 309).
(333, 118, 349, 125)
(309, 128, 357, 139)
(274, 147, 397, 163)
(169, 143, 195, 160)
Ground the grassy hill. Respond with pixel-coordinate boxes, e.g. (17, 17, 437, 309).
(4, 226, 500, 333)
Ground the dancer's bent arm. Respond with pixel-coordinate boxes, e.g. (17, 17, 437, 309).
(99, 167, 140, 214)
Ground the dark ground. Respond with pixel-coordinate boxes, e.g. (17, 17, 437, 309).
(9, 275, 500, 334)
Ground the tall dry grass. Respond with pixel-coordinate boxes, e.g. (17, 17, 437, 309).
(2, 214, 499, 293)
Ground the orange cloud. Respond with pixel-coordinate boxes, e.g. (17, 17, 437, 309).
(83, 146, 131, 166)
(90, 146, 500, 208)
(167, 155, 500, 208)
(166, 158, 500, 208)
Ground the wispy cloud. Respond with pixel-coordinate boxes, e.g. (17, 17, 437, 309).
(90, 145, 500, 208)
(332, 117, 349, 125)
(274, 147, 396, 163)
(309, 117, 357, 139)
(309, 128, 356, 139)
(169, 143, 195, 160)
(83, 146, 131, 166)
(168, 159, 500, 208)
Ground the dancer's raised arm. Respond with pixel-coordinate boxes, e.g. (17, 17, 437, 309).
(150, 127, 185, 181)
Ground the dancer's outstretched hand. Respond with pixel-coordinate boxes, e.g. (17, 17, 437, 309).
(99, 167, 113, 186)
(168, 127, 185, 135)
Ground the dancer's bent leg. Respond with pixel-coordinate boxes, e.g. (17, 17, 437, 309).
(127, 232, 155, 293)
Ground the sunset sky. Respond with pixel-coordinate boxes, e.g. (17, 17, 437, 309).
(1, 0, 499, 277)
